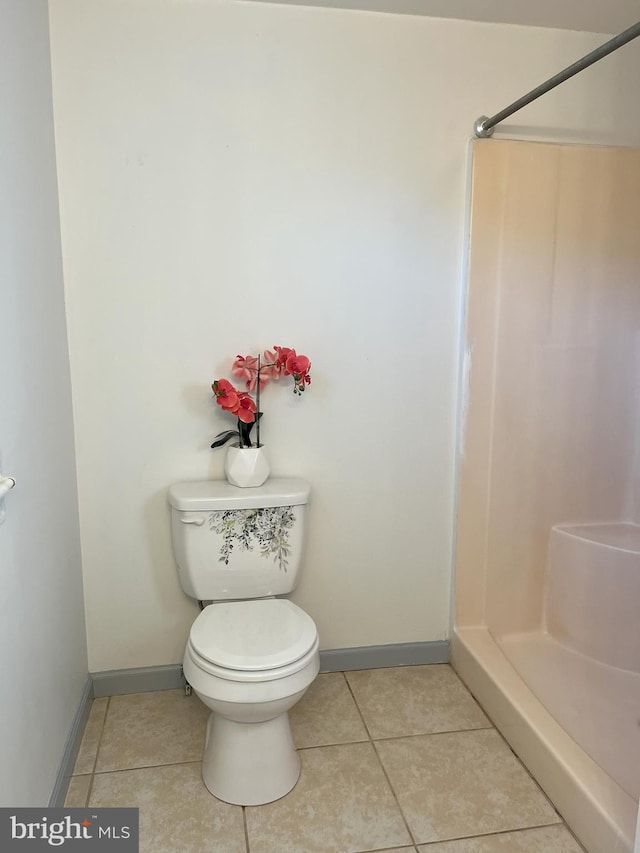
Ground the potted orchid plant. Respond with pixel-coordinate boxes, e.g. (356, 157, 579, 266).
(211, 346, 311, 487)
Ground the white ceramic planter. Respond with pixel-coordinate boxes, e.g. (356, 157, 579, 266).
(224, 445, 270, 488)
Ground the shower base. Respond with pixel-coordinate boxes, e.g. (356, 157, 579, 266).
(452, 627, 637, 853)
(499, 630, 640, 804)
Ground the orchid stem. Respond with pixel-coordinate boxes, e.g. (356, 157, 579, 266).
(256, 353, 261, 448)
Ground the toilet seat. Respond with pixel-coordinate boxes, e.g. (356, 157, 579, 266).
(188, 599, 318, 682)
(186, 635, 319, 684)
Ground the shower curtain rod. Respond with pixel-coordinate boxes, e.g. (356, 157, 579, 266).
(474, 19, 640, 138)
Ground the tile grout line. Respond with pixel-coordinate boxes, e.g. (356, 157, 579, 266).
(92, 695, 111, 773)
(91, 757, 204, 776)
(369, 723, 494, 742)
(86, 695, 111, 807)
(341, 671, 375, 742)
(415, 822, 587, 848)
(294, 722, 495, 752)
(341, 672, 419, 849)
(242, 806, 250, 853)
(370, 739, 418, 849)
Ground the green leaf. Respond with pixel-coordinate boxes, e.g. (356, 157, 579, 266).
(210, 430, 239, 450)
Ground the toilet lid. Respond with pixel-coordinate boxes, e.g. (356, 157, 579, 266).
(189, 599, 318, 672)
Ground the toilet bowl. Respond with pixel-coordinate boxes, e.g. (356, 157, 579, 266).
(182, 598, 320, 805)
(168, 477, 318, 805)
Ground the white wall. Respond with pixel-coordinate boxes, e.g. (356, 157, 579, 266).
(0, 0, 87, 805)
(48, 0, 640, 672)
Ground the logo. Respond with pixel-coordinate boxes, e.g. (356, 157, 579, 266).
(0, 809, 138, 851)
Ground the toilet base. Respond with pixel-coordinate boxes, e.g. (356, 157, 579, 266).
(202, 710, 301, 805)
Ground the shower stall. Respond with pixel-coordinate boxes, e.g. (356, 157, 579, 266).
(452, 139, 640, 853)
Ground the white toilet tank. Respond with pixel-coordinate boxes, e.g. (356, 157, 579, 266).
(168, 478, 310, 600)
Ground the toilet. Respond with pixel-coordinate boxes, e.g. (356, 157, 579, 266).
(167, 477, 319, 806)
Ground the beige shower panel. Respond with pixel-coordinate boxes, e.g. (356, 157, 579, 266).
(457, 138, 640, 637)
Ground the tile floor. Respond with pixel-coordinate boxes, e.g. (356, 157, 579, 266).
(66, 664, 586, 853)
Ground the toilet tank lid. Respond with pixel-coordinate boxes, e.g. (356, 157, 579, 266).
(168, 477, 310, 511)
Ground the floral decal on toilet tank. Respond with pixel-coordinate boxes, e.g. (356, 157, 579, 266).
(208, 506, 296, 571)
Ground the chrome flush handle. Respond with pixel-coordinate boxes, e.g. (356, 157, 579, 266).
(0, 476, 16, 499)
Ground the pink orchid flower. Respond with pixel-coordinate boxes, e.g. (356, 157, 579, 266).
(261, 349, 282, 382)
(212, 378, 240, 413)
(273, 346, 295, 371)
(285, 352, 311, 393)
(233, 354, 272, 392)
(236, 392, 257, 424)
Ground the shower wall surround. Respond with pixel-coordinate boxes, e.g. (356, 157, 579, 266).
(454, 138, 640, 853)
